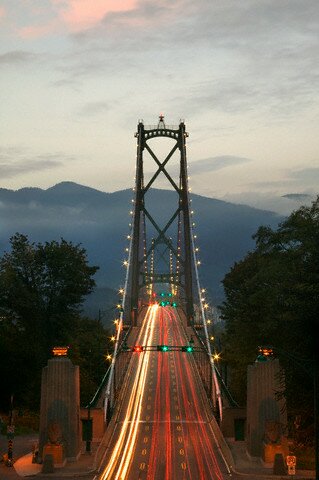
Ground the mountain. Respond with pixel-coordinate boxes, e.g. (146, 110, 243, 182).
(0, 182, 284, 315)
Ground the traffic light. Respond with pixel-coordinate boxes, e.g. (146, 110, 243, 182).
(160, 292, 165, 297)
(168, 292, 172, 297)
(132, 345, 144, 353)
(160, 301, 166, 307)
(182, 345, 194, 353)
(172, 302, 178, 307)
(157, 345, 170, 352)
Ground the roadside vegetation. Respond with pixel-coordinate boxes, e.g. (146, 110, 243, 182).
(0, 234, 113, 416)
(221, 196, 318, 461)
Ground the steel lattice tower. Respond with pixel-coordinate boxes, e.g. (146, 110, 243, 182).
(129, 116, 194, 326)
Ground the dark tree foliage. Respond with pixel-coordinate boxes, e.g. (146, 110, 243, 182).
(221, 197, 318, 443)
(0, 233, 101, 410)
(68, 317, 113, 407)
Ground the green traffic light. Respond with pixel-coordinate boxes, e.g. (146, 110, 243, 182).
(182, 345, 194, 352)
(172, 302, 177, 307)
(157, 345, 169, 352)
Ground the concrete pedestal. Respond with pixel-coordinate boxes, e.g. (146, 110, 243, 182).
(39, 356, 81, 462)
(246, 358, 287, 458)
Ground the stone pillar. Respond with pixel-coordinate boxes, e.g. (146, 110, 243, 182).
(246, 358, 287, 459)
(39, 356, 81, 462)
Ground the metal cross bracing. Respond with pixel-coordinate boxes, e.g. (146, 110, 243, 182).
(129, 115, 194, 327)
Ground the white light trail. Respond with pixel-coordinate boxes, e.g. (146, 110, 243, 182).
(101, 304, 158, 480)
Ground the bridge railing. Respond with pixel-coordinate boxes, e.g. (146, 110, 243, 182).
(186, 311, 240, 414)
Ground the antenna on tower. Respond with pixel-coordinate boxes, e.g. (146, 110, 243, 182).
(158, 113, 165, 129)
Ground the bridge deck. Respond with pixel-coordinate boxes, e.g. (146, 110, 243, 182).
(97, 304, 230, 480)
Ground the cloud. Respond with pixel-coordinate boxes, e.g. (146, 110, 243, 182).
(5, 0, 138, 39)
(0, 6, 6, 18)
(0, 149, 71, 178)
(189, 156, 252, 175)
(60, 0, 318, 120)
(52, 0, 138, 31)
(19, 21, 60, 39)
(246, 179, 293, 189)
(78, 101, 112, 116)
(0, 159, 62, 179)
(290, 167, 319, 182)
(143, 154, 252, 184)
(231, 168, 319, 194)
(282, 193, 313, 201)
(0, 50, 37, 65)
(222, 190, 316, 216)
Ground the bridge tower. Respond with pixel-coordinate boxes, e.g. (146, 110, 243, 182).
(129, 116, 194, 326)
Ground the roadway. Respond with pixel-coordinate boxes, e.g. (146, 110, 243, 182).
(98, 304, 231, 480)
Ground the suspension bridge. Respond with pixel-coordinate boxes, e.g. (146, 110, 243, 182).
(89, 116, 238, 480)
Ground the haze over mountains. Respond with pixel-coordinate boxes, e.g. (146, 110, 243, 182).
(0, 182, 284, 317)
(223, 191, 316, 216)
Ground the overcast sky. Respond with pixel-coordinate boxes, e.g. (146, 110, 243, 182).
(1, 0, 318, 213)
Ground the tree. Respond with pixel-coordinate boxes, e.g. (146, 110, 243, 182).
(221, 197, 318, 440)
(68, 317, 112, 407)
(0, 233, 99, 409)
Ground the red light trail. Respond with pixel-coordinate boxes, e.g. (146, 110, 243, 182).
(98, 305, 229, 479)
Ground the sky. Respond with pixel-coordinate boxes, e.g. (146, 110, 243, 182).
(1, 0, 319, 214)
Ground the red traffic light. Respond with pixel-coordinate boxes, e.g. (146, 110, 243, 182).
(132, 345, 144, 353)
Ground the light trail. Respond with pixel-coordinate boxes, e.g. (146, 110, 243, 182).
(173, 308, 224, 480)
(100, 304, 158, 480)
(147, 307, 163, 479)
(163, 309, 172, 480)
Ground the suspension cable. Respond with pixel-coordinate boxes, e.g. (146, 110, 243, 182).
(104, 197, 134, 421)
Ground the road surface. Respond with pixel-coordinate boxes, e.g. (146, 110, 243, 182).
(98, 304, 231, 480)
